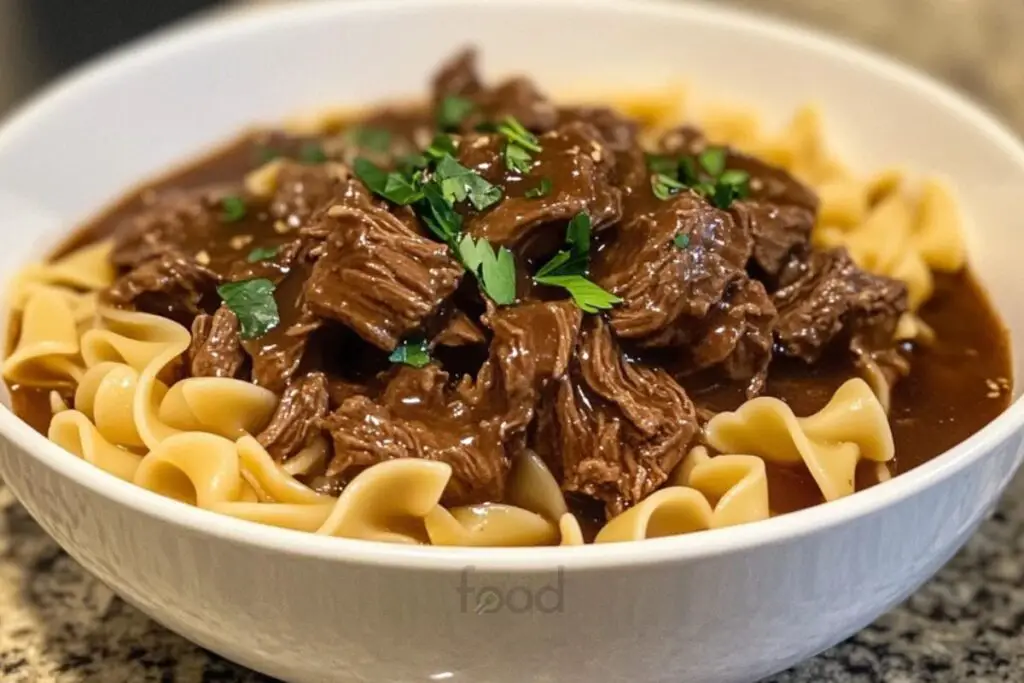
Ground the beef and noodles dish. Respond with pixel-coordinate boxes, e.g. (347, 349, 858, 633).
(3, 50, 1011, 546)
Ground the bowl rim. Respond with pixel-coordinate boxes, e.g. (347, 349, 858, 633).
(1, 0, 1022, 572)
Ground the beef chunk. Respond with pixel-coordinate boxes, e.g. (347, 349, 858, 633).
(267, 161, 361, 228)
(256, 371, 330, 462)
(109, 188, 228, 269)
(432, 48, 557, 132)
(730, 200, 816, 277)
(557, 106, 639, 155)
(104, 250, 219, 321)
(322, 300, 581, 505)
(773, 248, 908, 362)
(187, 305, 245, 378)
(432, 310, 487, 348)
(659, 126, 818, 276)
(457, 122, 622, 252)
(685, 277, 776, 394)
(534, 318, 700, 516)
(303, 203, 463, 351)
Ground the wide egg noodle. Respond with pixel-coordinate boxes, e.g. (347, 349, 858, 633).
(3, 287, 84, 386)
(8, 240, 115, 309)
(670, 446, 770, 529)
(705, 378, 894, 501)
(48, 409, 143, 482)
(425, 503, 560, 547)
(594, 488, 714, 543)
(315, 459, 452, 544)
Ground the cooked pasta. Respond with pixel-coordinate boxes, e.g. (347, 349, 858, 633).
(704, 378, 893, 502)
(2, 49, 1009, 548)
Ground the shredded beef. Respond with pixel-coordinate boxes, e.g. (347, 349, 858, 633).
(109, 188, 228, 269)
(187, 305, 245, 378)
(432, 310, 487, 348)
(104, 250, 219, 320)
(457, 122, 622, 251)
(659, 126, 818, 277)
(534, 318, 700, 516)
(773, 248, 908, 362)
(321, 300, 581, 505)
(303, 203, 463, 351)
(432, 48, 558, 132)
(256, 372, 330, 462)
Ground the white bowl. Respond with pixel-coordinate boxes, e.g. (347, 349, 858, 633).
(1, 1, 1023, 681)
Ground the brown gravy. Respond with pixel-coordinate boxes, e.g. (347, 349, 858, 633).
(7, 131, 1014, 521)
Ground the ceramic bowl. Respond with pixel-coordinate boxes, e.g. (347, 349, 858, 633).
(1, 1, 1022, 682)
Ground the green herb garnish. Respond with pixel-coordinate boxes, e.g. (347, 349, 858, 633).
(354, 157, 424, 205)
(298, 142, 328, 164)
(397, 153, 430, 174)
(534, 275, 622, 314)
(426, 133, 458, 160)
(497, 116, 542, 174)
(389, 338, 432, 368)
(246, 246, 279, 263)
(217, 278, 279, 339)
(645, 154, 678, 176)
(255, 146, 281, 164)
(651, 173, 688, 201)
(673, 234, 691, 249)
(220, 196, 247, 222)
(496, 117, 542, 153)
(346, 126, 392, 153)
(457, 235, 517, 305)
(418, 182, 463, 242)
(534, 212, 620, 313)
(524, 177, 553, 199)
(437, 95, 476, 131)
(698, 147, 727, 177)
(434, 156, 503, 211)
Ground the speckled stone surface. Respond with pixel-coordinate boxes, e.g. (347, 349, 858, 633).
(3, 0, 1024, 681)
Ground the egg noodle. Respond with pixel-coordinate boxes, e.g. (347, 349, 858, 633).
(2, 91, 963, 545)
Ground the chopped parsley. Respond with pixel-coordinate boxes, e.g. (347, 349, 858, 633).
(255, 146, 282, 164)
(673, 233, 691, 249)
(353, 158, 424, 205)
(497, 116, 542, 174)
(246, 246, 279, 263)
(298, 141, 328, 164)
(389, 338, 432, 368)
(651, 173, 688, 201)
(524, 177, 553, 199)
(217, 278, 279, 339)
(434, 156, 503, 211)
(646, 146, 751, 209)
(220, 196, 247, 222)
(457, 235, 517, 305)
(698, 147, 727, 177)
(437, 95, 476, 131)
(346, 126, 392, 153)
(534, 212, 621, 313)
(352, 137, 515, 305)
(426, 133, 458, 160)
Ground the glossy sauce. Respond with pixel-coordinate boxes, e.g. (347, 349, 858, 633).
(7, 131, 1014, 522)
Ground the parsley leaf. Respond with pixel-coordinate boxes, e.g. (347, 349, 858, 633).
(255, 146, 281, 164)
(651, 173, 688, 201)
(673, 233, 691, 249)
(389, 338, 432, 368)
(217, 278, 279, 339)
(496, 117, 542, 153)
(533, 213, 618, 312)
(437, 96, 476, 131)
(457, 235, 517, 305)
(645, 154, 678, 176)
(698, 147, 727, 177)
(426, 133, 458, 160)
(220, 196, 247, 222)
(346, 126, 392, 153)
(418, 182, 463, 242)
(524, 177, 553, 199)
(298, 142, 328, 164)
(246, 246, 279, 263)
(354, 157, 423, 205)
(434, 156, 502, 211)
(533, 274, 621, 314)
(503, 143, 534, 174)
(398, 153, 430, 174)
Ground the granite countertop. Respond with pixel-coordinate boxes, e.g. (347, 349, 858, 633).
(4, 0, 1024, 681)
